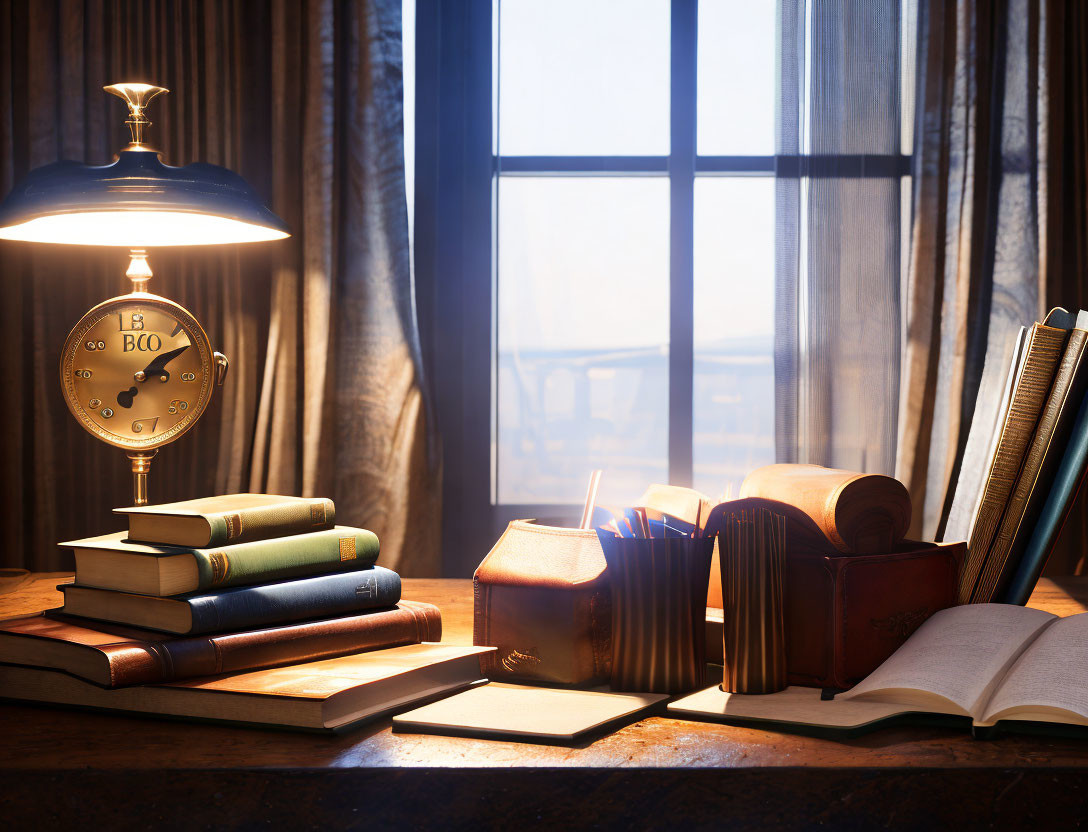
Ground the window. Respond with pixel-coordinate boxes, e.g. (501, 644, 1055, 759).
(414, 0, 911, 574)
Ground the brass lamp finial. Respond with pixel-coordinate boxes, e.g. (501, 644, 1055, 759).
(104, 83, 169, 147)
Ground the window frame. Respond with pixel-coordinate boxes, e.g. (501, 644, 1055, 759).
(414, 0, 911, 575)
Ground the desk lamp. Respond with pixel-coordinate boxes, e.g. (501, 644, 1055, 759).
(0, 83, 289, 504)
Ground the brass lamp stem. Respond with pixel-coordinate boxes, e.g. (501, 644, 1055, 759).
(127, 249, 152, 293)
(126, 450, 158, 506)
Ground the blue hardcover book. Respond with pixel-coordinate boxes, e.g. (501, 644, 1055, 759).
(60, 566, 402, 635)
(1003, 388, 1088, 605)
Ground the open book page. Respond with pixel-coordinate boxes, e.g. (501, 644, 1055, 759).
(979, 612, 1088, 726)
(840, 604, 1055, 716)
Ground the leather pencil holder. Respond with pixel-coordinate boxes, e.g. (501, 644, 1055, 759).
(719, 507, 788, 695)
(473, 521, 611, 686)
(601, 536, 714, 694)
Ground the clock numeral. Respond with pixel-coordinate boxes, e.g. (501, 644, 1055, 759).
(131, 417, 159, 434)
(85, 341, 105, 351)
(118, 312, 145, 331)
(101, 408, 114, 419)
(88, 398, 101, 409)
(167, 399, 189, 415)
(181, 372, 197, 382)
(74, 369, 93, 379)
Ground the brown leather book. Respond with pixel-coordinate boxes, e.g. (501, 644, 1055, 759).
(973, 319, 1088, 602)
(738, 464, 911, 554)
(0, 600, 441, 688)
(0, 643, 490, 732)
(961, 321, 1071, 603)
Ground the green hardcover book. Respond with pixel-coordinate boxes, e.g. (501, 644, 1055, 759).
(62, 526, 380, 597)
(115, 493, 335, 548)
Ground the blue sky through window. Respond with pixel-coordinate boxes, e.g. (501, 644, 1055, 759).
(492, 0, 777, 504)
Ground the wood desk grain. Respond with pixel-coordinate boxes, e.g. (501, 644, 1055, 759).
(2, 575, 1088, 830)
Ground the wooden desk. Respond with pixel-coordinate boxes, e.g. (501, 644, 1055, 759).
(3, 574, 1088, 829)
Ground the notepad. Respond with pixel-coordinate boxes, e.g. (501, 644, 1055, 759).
(392, 682, 667, 743)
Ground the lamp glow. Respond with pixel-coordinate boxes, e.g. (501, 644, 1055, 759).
(0, 211, 291, 246)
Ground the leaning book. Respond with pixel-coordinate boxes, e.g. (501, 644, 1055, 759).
(669, 603, 1088, 739)
(0, 601, 441, 687)
(0, 644, 492, 732)
(63, 526, 380, 596)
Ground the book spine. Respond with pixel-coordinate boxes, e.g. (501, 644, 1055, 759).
(191, 527, 379, 591)
(1003, 388, 1088, 605)
(959, 324, 1069, 604)
(204, 497, 336, 546)
(184, 566, 402, 635)
(104, 601, 440, 685)
(975, 331, 1088, 602)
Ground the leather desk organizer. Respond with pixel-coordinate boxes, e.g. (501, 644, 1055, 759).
(706, 498, 964, 690)
(473, 521, 611, 686)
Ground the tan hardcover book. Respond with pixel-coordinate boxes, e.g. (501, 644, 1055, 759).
(0, 643, 492, 732)
(670, 604, 1088, 739)
(116, 493, 335, 548)
(392, 682, 666, 742)
(738, 464, 911, 554)
(635, 484, 714, 531)
(974, 316, 1088, 602)
(960, 320, 1071, 603)
(0, 601, 441, 687)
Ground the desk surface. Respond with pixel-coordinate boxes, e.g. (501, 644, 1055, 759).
(4, 573, 1088, 829)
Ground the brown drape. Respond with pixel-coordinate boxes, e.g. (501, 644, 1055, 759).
(0, 0, 441, 576)
(898, 0, 1088, 572)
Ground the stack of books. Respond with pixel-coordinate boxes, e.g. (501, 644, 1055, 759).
(946, 308, 1088, 605)
(0, 494, 487, 731)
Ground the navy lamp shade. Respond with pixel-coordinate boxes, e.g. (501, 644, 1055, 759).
(0, 150, 290, 246)
(0, 84, 288, 247)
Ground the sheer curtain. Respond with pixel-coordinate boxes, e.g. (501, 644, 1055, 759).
(775, 0, 910, 477)
(0, 0, 440, 575)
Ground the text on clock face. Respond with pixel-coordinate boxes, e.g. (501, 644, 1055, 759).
(122, 332, 164, 352)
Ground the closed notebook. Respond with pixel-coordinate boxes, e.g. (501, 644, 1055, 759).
(116, 493, 335, 547)
(60, 566, 402, 635)
(0, 600, 440, 687)
(63, 527, 380, 596)
(943, 325, 1027, 544)
(0, 643, 492, 732)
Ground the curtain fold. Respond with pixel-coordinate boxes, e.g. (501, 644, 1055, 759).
(776, 0, 906, 476)
(0, 0, 440, 576)
(898, 0, 1088, 574)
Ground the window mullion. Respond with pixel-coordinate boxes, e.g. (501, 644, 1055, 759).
(669, 0, 697, 487)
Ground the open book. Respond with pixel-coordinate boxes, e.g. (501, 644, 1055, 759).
(670, 603, 1088, 737)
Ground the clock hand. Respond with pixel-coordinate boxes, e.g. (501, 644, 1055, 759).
(138, 344, 191, 381)
(116, 344, 191, 408)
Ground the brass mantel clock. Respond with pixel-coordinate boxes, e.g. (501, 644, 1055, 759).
(59, 263, 229, 503)
(0, 83, 289, 504)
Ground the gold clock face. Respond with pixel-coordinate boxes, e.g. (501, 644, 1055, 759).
(59, 294, 214, 450)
